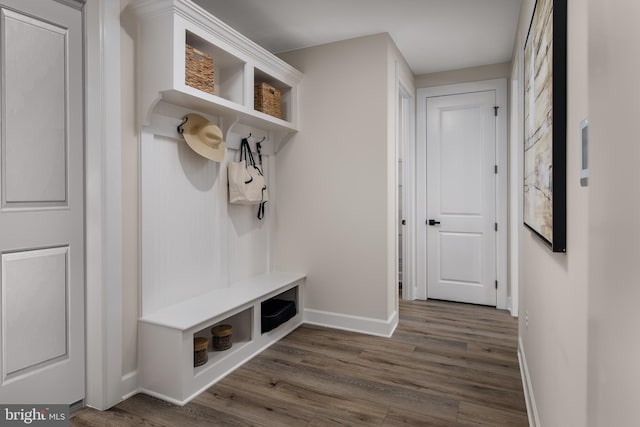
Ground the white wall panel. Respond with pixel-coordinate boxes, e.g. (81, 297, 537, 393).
(1, 9, 67, 206)
(225, 142, 272, 285)
(439, 232, 482, 284)
(440, 107, 483, 215)
(141, 131, 226, 316)
(1, 247, 68, 379)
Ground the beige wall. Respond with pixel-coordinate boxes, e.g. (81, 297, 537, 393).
(416, 62, 511, 88)
(277, 34, 401, 322)
(515, 0, 588, 425)
(587, 1, 640, 425)
(120, 0, 138, 379)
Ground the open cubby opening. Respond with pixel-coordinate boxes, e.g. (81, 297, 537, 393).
(185, 31, 245, 105)
(193, 306, 253, 376)
(261, 287, 298, 334)
(254, 67, 292, 122)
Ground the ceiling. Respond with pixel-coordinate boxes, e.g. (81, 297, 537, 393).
(193, 0, 522, 76)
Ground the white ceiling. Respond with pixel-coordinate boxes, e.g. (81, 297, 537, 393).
(193, 0, 522, 76)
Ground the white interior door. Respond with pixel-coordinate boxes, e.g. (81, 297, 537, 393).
(0, 0, 84, 404)
(426, 91, 497, 305)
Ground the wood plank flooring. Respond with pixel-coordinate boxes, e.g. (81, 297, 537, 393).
(71, 299, 528, 426)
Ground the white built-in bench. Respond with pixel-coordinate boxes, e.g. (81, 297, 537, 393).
(138, 272, 305, 405)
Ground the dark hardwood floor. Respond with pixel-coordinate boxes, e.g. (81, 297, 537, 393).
(71, 299, 528, 426)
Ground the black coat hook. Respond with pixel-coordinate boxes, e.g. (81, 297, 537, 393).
(177, 116, 188, 134)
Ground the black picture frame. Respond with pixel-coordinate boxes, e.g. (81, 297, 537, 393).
(523, 0, 567, 252)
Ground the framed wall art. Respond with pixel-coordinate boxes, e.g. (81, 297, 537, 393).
(523, 0, 567, 252)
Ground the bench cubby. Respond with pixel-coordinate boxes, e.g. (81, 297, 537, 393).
(138, 272, 304, 405)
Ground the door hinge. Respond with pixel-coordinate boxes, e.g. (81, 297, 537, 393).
(495, 222, 498, 231)
(495, 280, 498, 289)
(494, 165, 498, 174)
(494, 106, 499, 116)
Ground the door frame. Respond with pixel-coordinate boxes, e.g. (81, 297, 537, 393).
(397, 78, 416, 301)
(416, 79, 508, 309)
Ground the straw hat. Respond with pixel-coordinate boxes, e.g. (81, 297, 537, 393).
(178, 113, 225, 162)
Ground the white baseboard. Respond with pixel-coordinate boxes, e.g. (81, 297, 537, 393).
(304, 308, 398, 338)
(518, 337, 540, 427)
(121, 370, 140, 401)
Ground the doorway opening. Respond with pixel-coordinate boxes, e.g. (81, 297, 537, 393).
(397, 81, 416, 301)
(416, 79, 508, 308)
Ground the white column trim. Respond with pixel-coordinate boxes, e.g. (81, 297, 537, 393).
(85, 0, 123, 410)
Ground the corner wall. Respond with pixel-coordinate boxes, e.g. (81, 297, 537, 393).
(587, 1, 640, 425)
(276, 34, 403, 335)
(120, 0, 138, 388)
(514, 0, 588, 425)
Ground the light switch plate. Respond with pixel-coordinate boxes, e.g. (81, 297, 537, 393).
(580, 118, 589, 187)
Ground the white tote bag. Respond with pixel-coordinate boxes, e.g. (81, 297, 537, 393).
(228, 138, 268, 218)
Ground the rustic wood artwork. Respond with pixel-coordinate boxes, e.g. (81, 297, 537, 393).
(524, 0, 567, 252)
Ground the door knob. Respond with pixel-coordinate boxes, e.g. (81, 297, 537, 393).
(428, 219, 441, 226)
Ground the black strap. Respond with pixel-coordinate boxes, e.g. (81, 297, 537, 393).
(256, 141, 264, 173)
(257, 184, 267, 220)
(240, 138, 257, 167)
(257, 200, 266, 220)
(240, 138, 267, 220)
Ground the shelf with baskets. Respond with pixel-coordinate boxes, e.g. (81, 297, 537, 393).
(128, 0, 302, 148)
(192, 308, 253, 377)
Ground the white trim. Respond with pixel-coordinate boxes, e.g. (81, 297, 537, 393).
(121, 371, 140, 401)
(84, 0, 123, 410)
(128, 0, 302, 84)
(518, 338, 540, 427)
(509, 57, 522, 317)
(416, 79, 508, 309)
(304, 309, 399, 338)
(397, 77, 417, 301)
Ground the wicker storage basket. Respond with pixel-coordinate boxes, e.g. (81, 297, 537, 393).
(193, 337, 209, 367)
(254, 82, 281, 119)
(211, 324, 232, 351)
(185, 44, 214, 95)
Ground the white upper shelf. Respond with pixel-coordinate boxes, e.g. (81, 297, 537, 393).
(127, 0, 302, 137)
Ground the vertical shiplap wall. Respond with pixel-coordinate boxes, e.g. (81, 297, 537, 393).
(139, 126, 227, 316)
(139, 115, 275, 317)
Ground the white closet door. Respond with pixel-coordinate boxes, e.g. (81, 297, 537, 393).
(0, 0, 84, 404)
(426, 90, 497, 306)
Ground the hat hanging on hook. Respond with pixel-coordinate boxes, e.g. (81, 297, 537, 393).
(177, 113, 225, 162)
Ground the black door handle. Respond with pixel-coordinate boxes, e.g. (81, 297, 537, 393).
(428, 219, 441, 226)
